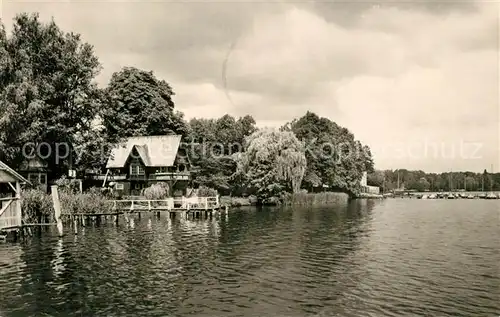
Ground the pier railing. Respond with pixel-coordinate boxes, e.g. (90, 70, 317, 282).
(111, 196, 220, 211)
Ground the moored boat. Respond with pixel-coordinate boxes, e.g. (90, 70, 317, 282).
(485, 193, 498, 199)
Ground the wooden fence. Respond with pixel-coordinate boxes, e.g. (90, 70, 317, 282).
(0, 197, 21, 231)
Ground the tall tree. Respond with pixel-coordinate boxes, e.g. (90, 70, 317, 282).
(287, 111, 373, 196)
(101, 67, 188, 139)
(0, 13, 101, 178)
(234, 129, 307, 202)
(186, 114, 257, 195)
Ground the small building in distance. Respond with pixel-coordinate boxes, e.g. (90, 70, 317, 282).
(360, 171, 380, 195)
(19, 157, 49, 193)
(102, 135, 191, 196)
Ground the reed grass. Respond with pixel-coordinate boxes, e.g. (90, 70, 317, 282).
(22, 189, 54, 223)
(22, 188, 113, 222)
(220, 196, 257, 207)
(282, 192, 349, 206)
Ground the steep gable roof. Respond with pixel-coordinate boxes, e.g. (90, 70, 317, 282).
(132, 144, 151, 166)
(106, 135, 182, 168)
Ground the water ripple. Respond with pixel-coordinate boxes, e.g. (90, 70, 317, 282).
(0, 200, 499, 317)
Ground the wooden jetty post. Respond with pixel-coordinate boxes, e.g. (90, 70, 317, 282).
(51, 185, 64, 237)
(104, 195, 226, 223)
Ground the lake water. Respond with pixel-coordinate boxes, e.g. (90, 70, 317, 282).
(0, 199, 499, 317)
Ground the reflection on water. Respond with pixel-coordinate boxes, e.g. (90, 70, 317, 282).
(0, 199, 499, 317)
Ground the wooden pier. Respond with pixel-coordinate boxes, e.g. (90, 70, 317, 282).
(1, 183, 228, 242)
(112, 196, 221, 211)
(109, 196, 226, 218)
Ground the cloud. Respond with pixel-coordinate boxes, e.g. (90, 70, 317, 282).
(1, 0, 498, 172)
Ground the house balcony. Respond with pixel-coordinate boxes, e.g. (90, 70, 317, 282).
(129, 174, 148, 181)
(89, 172, 190, 182)
(149, 172, 190, 181)
(89, 174, 127, 181)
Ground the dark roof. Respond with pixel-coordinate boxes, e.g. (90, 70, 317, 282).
(0, 160, 31, 184)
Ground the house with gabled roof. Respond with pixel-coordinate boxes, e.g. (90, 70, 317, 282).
(19, 157, 49, 193)
(103, 135, 191, 196)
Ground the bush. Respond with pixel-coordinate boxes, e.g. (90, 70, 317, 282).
(55, 176, 81, 193)
(219, 196, 255, 207)
(197, 186, 218, 197)
(143, 182, 169, 200)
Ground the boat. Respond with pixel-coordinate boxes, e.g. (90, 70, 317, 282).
(478, 193, 487, 199)
(486, 193, 498, 199)
(446, 193, 455, 199)
(428, 194, 437, 199)
(466, 194, 475, 199)
(421, 194, 429, 199)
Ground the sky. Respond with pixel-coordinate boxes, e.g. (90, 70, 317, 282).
(1, 0, 499, 173)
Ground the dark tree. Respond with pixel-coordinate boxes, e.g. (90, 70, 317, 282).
(0, 13, 101, 179)
(101, 67, 188, 139)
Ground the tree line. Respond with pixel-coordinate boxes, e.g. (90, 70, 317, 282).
(367, 169, 500, 192)
(0, 13, 374, 202)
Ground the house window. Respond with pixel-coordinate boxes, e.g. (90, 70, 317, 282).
(28, 173, 38, 184)
(116, 183, 124, 190)
(40, 174, 46, 184)
(156, 167, 167, 173)
(130, 164, 145, 175)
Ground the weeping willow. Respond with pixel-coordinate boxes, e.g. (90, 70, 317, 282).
(237, 129, 307, 194)
(276, 149, 307, 193)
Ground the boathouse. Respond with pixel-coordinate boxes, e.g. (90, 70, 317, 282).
(103, 135, 191, 196)
(0, 160, 31, 232)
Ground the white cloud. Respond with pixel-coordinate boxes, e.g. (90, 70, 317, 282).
(2, 0, 498, 172)
(223, 4, 499, 172)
